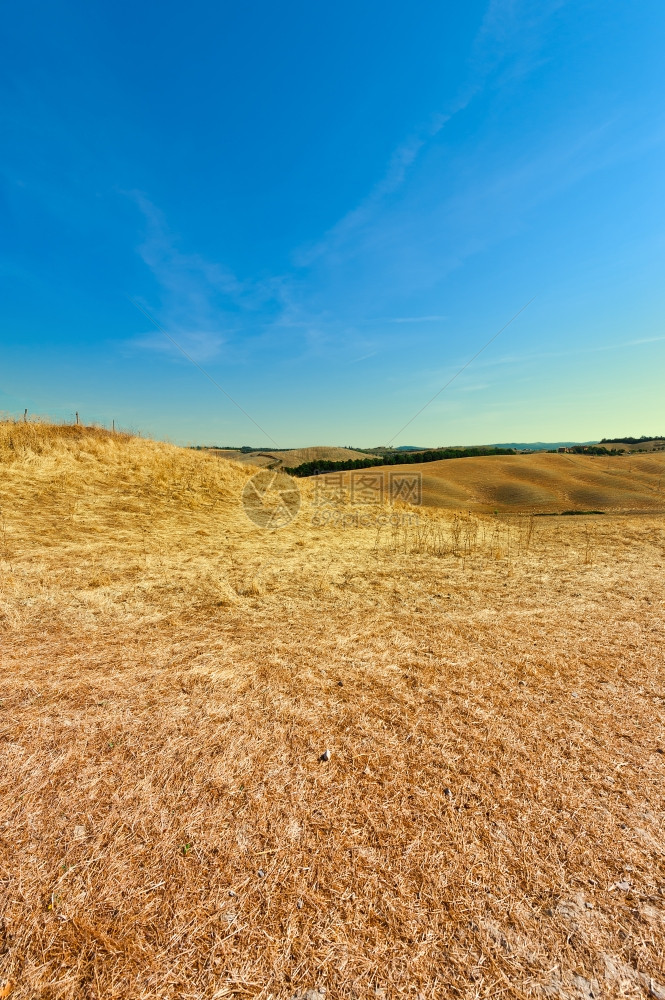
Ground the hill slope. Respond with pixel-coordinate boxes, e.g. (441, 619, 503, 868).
(208, 445, 376, 468)
(1, 422, 664, 999)
(320, 450, 665, 514)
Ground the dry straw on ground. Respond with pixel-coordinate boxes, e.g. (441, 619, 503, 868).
(1, 421, 664, 999)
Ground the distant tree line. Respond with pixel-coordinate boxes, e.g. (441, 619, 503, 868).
(565, 445, 624, 456)
(600, 435, 664, 444)
(285, 446, 516, 478)
(190, 445, 292, 453)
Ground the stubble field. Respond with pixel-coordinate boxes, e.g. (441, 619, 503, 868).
(343, 451, 665, 515)
(1, 423, 664, 1000)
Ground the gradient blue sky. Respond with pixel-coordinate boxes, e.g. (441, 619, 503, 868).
(1, 0, 664, 446)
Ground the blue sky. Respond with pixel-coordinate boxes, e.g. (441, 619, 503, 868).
(1, 0, 664, 446)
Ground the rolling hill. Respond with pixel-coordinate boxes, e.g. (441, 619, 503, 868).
(321, 450, 665, 514)
(207, 445, 377, 468)
(599, 436, 665, 453)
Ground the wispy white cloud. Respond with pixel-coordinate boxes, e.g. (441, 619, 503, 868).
(349, 350, 378, 364)
(124, 328, 228, 363)
(383, 315, 448, 324)
(292, 0, 569, 275)
(124, 0, 662, 382)
(293, 106, 469, 270)
(458, 382, 491, 392)
(471, 0, 570, 78)
(624, 334, 665, 347)
(381, 327, 664, 419)
(125, 192, 251, 362)
(448, 331, 665, 372)
(133, 192, 242, 300)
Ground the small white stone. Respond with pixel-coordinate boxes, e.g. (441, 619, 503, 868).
(319, 749, 331, 762)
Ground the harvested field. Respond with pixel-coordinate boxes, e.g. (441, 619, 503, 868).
(1, 423, 664, 999)
(322, 451, 665, 515)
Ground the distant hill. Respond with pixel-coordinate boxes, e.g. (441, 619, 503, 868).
(319, 450, 665, 514)
(601, 435, 664, 443)
(377, 442, 599, 453)
(206, 446, 378, 469)
(599, 436, 665, 453)
(487, 441, 598, 451)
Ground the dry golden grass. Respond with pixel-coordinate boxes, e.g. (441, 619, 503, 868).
(1, 422, 665, 1000)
